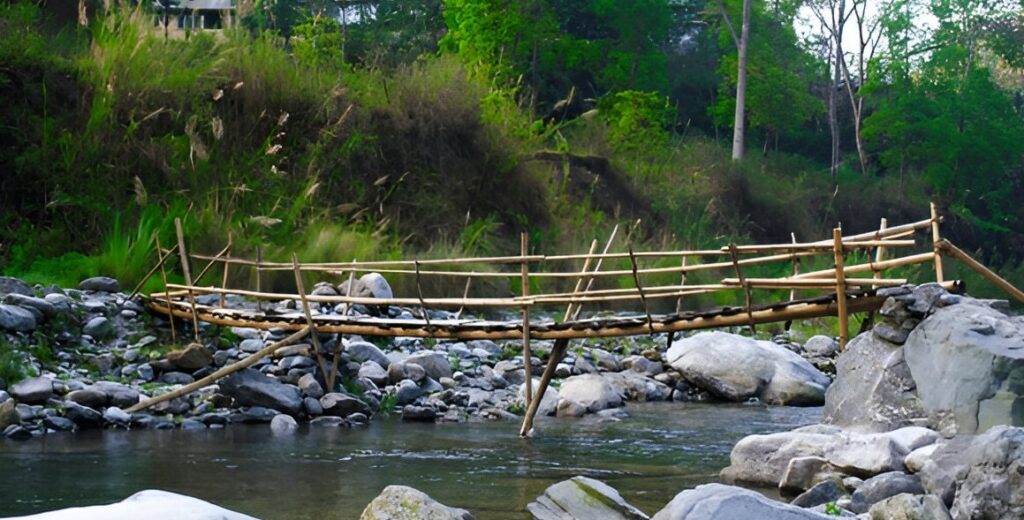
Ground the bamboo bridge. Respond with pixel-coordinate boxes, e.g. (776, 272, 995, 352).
(129, 203, 1024, 436)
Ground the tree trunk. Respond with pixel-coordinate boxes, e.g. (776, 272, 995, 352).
(854, 97, 868, 175)
(731, 0, 751, 162)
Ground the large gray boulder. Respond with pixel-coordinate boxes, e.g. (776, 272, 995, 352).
(319, 392, 371, 418)
(10, 376, 53, 404)
(0, 304, 37, 332)
(346, 340, 392, 368)
(723, 425, 940, 488)
(867, 493, 952, 520)
(849, 472, 925, 514)
(518, 379, 559, 418)
(166, 343, 213, 371)
(651, 484, 832, 520)
(558, 374, 623, 412)
(78, 276, 120, 293)
(8, 489, 257, 519)
(902, 298, 1024, 435)
(823, 330, 927, 432)
(218, 368, 303, 415)
(667, 332, 830, 405)
(527, 476, 648, 520)
(603, 371, 671, 402)
(4, 294, 57, 320)
(917, 425, 1024, 519)
(406, 351, 453, 380)
(360, 485, 473, 520)
(0, 277, 33, 298)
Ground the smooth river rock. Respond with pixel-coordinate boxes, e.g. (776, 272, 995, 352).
(651, 483, 832, 519)
(10, 376, 53, 404)
(360, 485, 474, 520)
(77, 276, 120, 293)
(867, 493, 952, 520)
(527, 476, 649, 520)
(557, 374, 623, 412)
(0, 304, 37, 332)
(218, 368, 303, 415)
(7, 489, 257, 520)
(667, 332, 830, 405)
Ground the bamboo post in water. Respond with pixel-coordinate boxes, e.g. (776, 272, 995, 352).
(293, 254, 334, 391)
(126, 326, 311, 413)
(931, 202, 945, 283)
(520, 232, 533, 407)
(174, 218, 201, 343)
(155, 236, 177, 344)
(833, 228, 849, 350)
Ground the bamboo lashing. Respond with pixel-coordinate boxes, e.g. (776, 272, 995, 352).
(126, 327, 311, 413)
(174, 218, 201, 343)
(520, 232, 533, 407)
(833, 228, 849, 350)
(292, 254, 333, 391)
(931, 202, 945, 283)
(937, 240, 1024, 304)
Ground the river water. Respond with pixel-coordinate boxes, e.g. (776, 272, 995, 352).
(0, 402, 820, 519)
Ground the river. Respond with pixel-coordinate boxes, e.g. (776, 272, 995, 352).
(0, 402, 820, 519)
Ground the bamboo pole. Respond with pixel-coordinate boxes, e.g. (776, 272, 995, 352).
(931, 202, 945, 283)
(789, 233, 800, 302)
(792, 252, 936, 279)
(454, 277, 473, 319)
(627, 246, 655, 336)
(174, 218, 201, 343)
(255, 247, 263, 312)
(128, 243, 178, 300)
(219, 233, 232, 308)
(126, 326, 311, 413)
(414, 260, 432, 331)
(520, 232, 533, 407)
(721, 278, 907, 288)
(938, 240, 1024, 304)
(155, 236, 177, 344)
(873, 218, 888, 289)
(666, 255, 689, 348)
(729, 243, 755, 334)
(563, 240, 599, 321)
(833, 228, 849, 350)
(725, 240, 915, 254)
(292, 254, 333, 391)
(192, 241, 233, 286)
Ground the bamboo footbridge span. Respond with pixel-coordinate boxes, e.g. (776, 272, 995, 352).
(129, 203, 1024, 436)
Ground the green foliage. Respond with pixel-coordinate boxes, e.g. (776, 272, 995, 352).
(0, 337, 35, 385)
(291, 15, 347, 71)
(824, 502, 842, 516)
(378, 392, 399, 416)
(597, 90, 673, 153)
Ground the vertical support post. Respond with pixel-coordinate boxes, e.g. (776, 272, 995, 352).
(292, 254, 333, 391)
(788, 233, 800, 302)
(833, 228, 849, 350)
(255, 247, 263, 312)
(174, 218, 201, 343)
(872, 218, 888, 288)
(219, 233, 232, 309)
(729, 243, 755, 335)
(666, 255, 688, 347)
(520, 231, 533, 408)
(155, 236, 177, 344)
(454, 277, 473, 320)
(930, 202, 945, 283)
(628, 246, 655, 336)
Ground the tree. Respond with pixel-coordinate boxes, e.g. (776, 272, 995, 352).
(715, 0, 751, 160)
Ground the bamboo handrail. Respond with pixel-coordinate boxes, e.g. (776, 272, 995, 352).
(721, 278, 907, 287)
(724, 239, 916, 254)
(937, 240, 1024, 304)
(791, 252, 936, 279)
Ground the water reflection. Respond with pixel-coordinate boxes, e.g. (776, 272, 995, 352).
(0, 402, 820, 519)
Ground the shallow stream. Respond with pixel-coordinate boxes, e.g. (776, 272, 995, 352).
(0, 402, 820, 519)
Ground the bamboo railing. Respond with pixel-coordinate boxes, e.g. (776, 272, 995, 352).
(134, 203, 1024, 436)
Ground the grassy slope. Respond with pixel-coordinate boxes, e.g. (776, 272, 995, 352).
(1, 4, 1021, 309)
